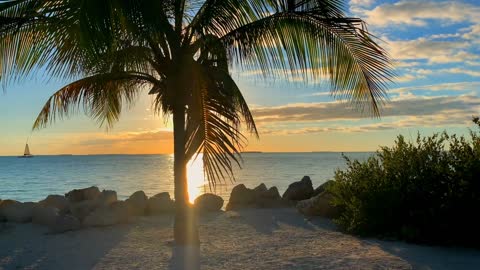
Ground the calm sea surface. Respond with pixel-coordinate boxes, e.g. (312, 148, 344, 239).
(0, 153, 371, 203)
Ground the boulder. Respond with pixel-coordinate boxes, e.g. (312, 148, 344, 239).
(282, 176, 314, 201)
(65, 186, 101, 203)
(49, 215, 81, 233)
(296, 192, 340, 218)
(225, 184, 256, 210)
(98, 190, 117, 206)
(32, 206, 60, 226)
(152, 192, 171, 200)
(194, 193, 223, 212)
(255, 186, 289, 208)
(83, 201, 130, 227)
(1, 201, 36, 223)
(0, 200, 4, 222)
(126, 191, 148, 216)
(147, 193, 175, 215)
(312, 180, 335, 197)
(253, 183, 268, 194)
(69, 200, 99, 221)
(226, 184, 288, 210)
(39, 195, 69, 213)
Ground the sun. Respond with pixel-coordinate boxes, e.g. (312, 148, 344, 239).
(187, 154, 206, 203)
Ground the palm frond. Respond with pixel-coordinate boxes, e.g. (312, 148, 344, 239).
(184, 62, 257, 188)
(33, 72, 156, 130)
(198, 0, 394, 115)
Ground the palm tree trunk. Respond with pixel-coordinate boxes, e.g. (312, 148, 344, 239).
(173, 104, 199, 246)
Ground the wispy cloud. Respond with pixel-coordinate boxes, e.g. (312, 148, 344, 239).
(390, 82, 480, 94)
(362, 1, 480, 27)
(79, 129, 173, 146)
(252, 95, 480, 124)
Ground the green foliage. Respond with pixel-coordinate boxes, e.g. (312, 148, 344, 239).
(329, 125, 480, 246)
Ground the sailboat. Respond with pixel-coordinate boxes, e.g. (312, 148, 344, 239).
(18, 143, 33, 158)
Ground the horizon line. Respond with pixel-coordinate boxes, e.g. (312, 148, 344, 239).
(0, 151, 376, 157)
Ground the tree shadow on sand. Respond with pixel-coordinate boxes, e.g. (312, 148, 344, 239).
(230, 208, 336, 235)
(368, 239, 480, 270)
(169, 245, 201, 270)
(0, 222, 134, 270)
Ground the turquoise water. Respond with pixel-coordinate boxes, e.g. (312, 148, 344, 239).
(0, 153, 371, 203)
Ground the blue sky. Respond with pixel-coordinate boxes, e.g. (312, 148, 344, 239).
(1, 0, 480, 155)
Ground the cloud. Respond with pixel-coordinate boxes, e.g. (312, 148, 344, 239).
(79, 130, 173, 146)
(395, 74, 424, 83)
(363, 1, 480, 27)
(252, 95, 480, 124)
(261, 110, 474, 135)
(390, 82, 480, 94)
(386, 37, 472, 64)
(350, 0, 376, 9)
(440, 68, 480, 77)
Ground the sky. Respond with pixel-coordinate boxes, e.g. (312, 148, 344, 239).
(1, 0, 480, 155)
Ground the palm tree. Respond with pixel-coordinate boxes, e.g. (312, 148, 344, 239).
(0, 0, 393, 246)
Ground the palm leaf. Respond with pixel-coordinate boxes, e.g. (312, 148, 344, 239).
(33, 72, 156, 129)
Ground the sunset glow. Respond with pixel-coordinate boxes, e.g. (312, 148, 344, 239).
(187, 155, 207, 203)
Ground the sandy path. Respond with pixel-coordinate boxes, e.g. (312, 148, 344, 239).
(1, 208, 479, 270)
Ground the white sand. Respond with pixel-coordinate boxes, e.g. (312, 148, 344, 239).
(1, 208, 480, 270)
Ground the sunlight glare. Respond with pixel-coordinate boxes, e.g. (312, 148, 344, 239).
(187, 154, 206, 203)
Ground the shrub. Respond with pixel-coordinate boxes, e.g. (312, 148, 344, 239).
(329, 126, 480, 246)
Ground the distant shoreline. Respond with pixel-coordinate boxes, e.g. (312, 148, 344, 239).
(0, 152, 375, 157)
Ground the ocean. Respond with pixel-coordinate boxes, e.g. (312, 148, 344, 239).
(0, 153, 371, 203)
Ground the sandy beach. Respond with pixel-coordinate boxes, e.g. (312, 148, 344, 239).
(2, 208, 479, 270)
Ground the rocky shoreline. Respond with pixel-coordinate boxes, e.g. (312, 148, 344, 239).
(0, 176, 337, 233)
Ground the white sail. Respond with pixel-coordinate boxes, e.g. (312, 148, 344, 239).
(24, 144, 31, 156)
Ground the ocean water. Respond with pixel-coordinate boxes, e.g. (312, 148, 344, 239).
(0, 153, 371, 203)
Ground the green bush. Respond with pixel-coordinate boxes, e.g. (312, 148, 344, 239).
(329, 127, 480, 246)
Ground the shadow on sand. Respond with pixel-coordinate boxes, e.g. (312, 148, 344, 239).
(0, 222, 134, 270)
(370, 239, 480, 270)
(231, 207, 336, 234)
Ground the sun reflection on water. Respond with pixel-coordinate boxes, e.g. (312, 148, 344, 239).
(187, 154, 207, 203)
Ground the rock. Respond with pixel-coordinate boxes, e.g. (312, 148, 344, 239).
(49, 215, 81, 233)
(312, 180, 335, 197)
(226, 184, 289, 210)
(126, 191, 148, 216)
(69, 200, 99, 221)
(297, 192, 340, 218)
(32, 206, 59, 226)
(225, 184, 256, 210)
(152, 192, 171, 200)
(1, 200, 17, 221)
(1, 201, 36, 223)
(98, 190, 117, 206)
(65, 186, 101, 203)
(147, 193, 175, 215)
(282, 176, 314, 201)
(253, 183, 268, 194)
(39, 195, 69, 213)
(84, 201, 130, 227)
(194, 193, 223, 212)
(0, 200, 3, 222)
(255, 186, 289, 208)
